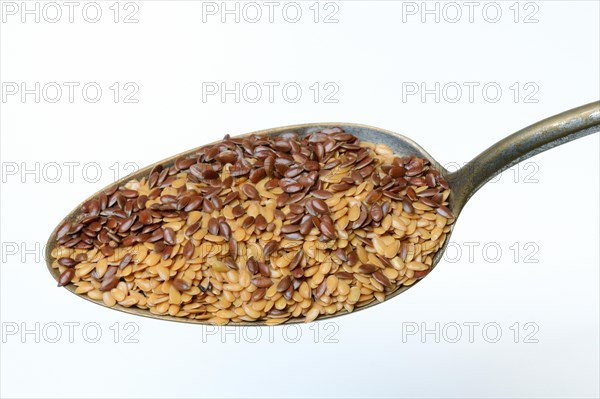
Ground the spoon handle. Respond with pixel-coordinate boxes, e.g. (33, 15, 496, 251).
(448, 101, 600, 211)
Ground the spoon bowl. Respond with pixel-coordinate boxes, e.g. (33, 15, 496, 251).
(46, 101, 600, 325)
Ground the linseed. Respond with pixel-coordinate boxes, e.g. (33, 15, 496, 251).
(51, 128, 455, 324)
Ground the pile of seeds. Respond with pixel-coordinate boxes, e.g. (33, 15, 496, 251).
(50, 128, 454, 324)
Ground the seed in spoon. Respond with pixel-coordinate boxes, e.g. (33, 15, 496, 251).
(173, 278, 191, 291)
(57, 269, 75, 287)
(58, 257, 78, 267)
(50, 127, 454, 325)
(241, 184, 260, 200)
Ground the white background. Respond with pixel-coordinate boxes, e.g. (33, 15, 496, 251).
(1, 1, 599, 398)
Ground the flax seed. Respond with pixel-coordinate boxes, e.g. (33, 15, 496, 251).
(52, 128, 453, 324)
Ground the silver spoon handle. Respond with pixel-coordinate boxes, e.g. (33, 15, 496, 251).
(448, 101, 600, 212)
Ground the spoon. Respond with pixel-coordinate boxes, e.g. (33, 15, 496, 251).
(46, 101, 600, 325)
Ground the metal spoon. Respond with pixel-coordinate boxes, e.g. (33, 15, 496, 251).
(46, 101, 600, 325)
